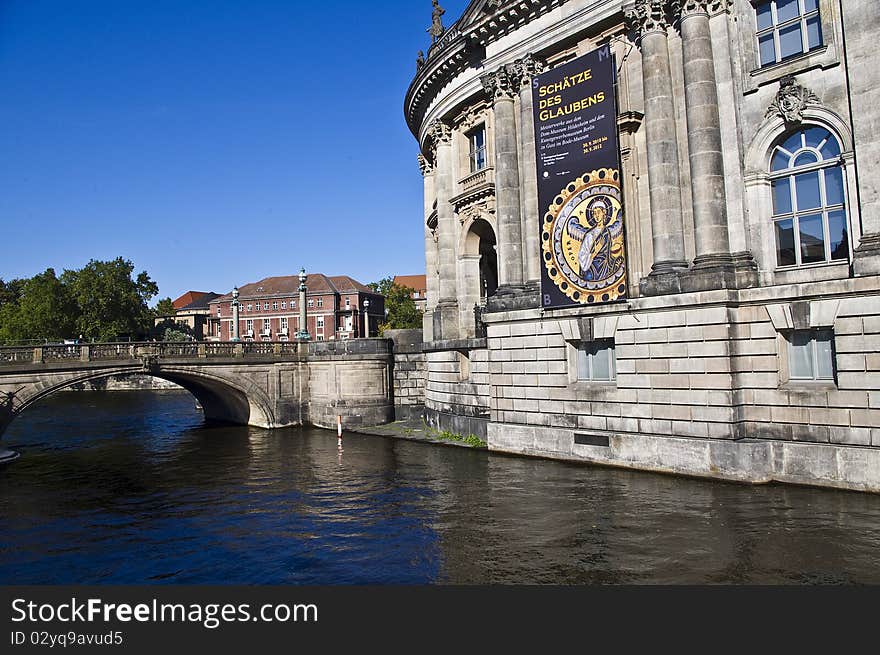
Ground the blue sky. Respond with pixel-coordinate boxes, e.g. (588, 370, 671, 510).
(0, 0, 470, 302)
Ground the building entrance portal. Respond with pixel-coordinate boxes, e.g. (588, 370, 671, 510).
(459, 217, 497, 337)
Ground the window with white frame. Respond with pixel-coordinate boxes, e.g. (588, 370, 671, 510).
(308, 299, 314, 308)
(290, 299, 296, 309)
(771, 127, 849, 267)
(576, 340, 616, 382)
(246, 319, 253, 332)
(468, 125, 487, 173)
(272, 301, 278, 310)
(756, 0, 822, 68)
(786, 328, 835, 381)
(345, 297, 350, 309)
(263, 319, 270, 333)
(281, 301, 287, 310)
(281, 317, 288, 330)
(317, 297, 323, 307)
(263, 302, 269, 310)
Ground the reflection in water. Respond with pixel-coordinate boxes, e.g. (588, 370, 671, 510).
(1, 391, 879, 584)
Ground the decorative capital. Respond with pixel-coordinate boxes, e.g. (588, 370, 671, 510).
(480, 66, 517, 101)
(672, 0, 709, 19)
(508, 54, 546, 89)
(765, 75, 820, 125)
(418, 153, 434, 176)
(425, 120, 452, 158)
(426, 120, 452, 145)
(671, 0, 726, 19)
(625, 0, 671, 38)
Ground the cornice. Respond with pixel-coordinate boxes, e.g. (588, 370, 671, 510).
(405, 0, 572, 145)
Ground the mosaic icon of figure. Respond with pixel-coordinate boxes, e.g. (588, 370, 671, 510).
(566, 196, 614, 281)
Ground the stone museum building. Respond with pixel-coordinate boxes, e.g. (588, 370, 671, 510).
(405, 0, 880, 491)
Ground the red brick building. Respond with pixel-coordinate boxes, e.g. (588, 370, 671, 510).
(393, 274, 427, 313)
(206, 274, 384, 342)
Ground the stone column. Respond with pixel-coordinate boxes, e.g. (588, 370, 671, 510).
(677, 1, 729, 266)
(511, 55, 545, 286)
(843, 1, 880, 275)
(231, 287, 240, 342)
(626, 0, 688, 294)
(427, 120, 459, 338)
(419, 154, 439, 341)
(481, 66, 525, 290)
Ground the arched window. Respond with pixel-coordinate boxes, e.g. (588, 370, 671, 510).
(771, 126, 849, 267)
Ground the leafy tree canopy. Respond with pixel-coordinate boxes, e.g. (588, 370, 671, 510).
(149, 318, 195, 342)
(0, 259, 160, 344)
(153, 297, 177, 317)
(0, 269, 75, 343)
(368, 276, 422, 333)
(61, 258, 158, 342)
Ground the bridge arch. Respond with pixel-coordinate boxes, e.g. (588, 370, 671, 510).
(0, 365, 278, 440)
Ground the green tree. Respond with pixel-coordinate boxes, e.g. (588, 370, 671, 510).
(149, 318, 194, 342)
(0, 278, 25, 310)
(153, 297, 176, 317)
(0, 269, 76, 344)
(368, 277, 422, 333)
(62, 258, 159, 341)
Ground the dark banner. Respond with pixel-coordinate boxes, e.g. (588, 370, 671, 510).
(533, 45, 626, 309)
(0, 586, 872, 651)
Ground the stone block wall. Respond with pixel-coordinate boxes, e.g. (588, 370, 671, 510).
(478, 276, 880, 492)
(423, 340, 490, 438)
(385, 329, 426, 421)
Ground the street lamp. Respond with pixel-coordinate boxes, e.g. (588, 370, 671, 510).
(363, 297, 370, 338)
(231, 286, 241, 342)
(295, 267, 311, 341)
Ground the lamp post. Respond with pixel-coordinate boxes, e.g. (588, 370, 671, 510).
(295, 267, 310, 341)
(363, 297, 371, 338)
(231, 286, 241, 342)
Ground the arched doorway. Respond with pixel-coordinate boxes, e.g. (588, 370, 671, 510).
(459, 217, 497, 337)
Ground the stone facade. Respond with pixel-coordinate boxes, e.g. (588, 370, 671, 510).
(385, 329, 427, 421)
(406, 0, 880, 492)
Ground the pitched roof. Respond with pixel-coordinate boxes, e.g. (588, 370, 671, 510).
(212, 273, 376, 302)
(393, 275, 427, 292)
(329, 275, 374, 294)
(172, 291, 215, 310)
(176, 292, 221, 312)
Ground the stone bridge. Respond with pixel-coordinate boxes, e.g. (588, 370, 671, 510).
(0, 340, 395, 439)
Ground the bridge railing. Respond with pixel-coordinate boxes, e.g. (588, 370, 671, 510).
(0, 347, 36, 364)
(0, 341, 307, 365)
(0, 339, 392, 365)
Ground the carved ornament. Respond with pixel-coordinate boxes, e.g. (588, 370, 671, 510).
(418, 153, 434, 176)
(625, 0, 671, 37)
(508, 54, 546, 89)
(765, 76, 820, 125)
(480, 66, 518, 101)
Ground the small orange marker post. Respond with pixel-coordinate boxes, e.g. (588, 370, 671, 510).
(337, 414, 343, 451)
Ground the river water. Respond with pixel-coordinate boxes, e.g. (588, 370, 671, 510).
(1, 390, 879, 584)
